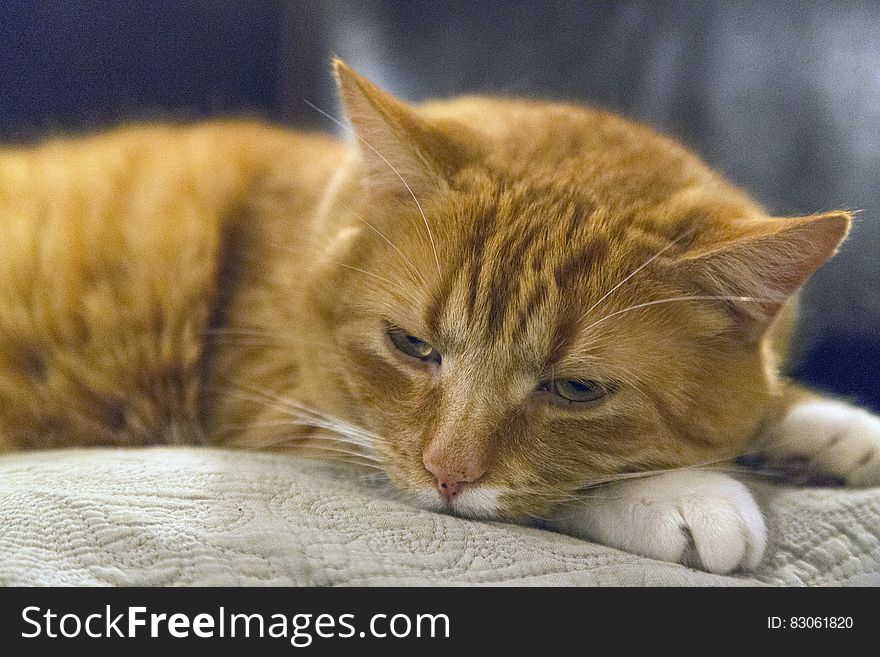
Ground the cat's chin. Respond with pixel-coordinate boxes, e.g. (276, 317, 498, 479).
(410, 485, 508, 520)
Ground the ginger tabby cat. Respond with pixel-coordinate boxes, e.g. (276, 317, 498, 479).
(1, 60, 878, 574)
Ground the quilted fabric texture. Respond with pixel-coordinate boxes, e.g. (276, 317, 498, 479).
(1, 447, 878, 586)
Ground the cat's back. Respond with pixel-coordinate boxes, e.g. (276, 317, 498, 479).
(0, 120, 341, 450)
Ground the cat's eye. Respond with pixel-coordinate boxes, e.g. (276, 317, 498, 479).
(538, 378, 608, 404)
(386, 326, 441, 364)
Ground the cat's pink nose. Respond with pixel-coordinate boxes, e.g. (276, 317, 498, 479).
(423, 454, 487, 504)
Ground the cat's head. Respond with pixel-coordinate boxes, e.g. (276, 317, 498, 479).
(314, 60, 850, 520)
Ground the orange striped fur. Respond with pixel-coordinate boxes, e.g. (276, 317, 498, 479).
(0, 60, 849, 520)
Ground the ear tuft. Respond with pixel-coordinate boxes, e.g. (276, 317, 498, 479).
(332, 59, 448, 203)
(682, 211, 850, 340)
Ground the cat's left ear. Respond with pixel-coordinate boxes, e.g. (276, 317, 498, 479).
(333, 59, 469, 203)
(680, 211, 851, 341)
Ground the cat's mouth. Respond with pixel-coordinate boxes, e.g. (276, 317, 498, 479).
(412, 483, 507, 519)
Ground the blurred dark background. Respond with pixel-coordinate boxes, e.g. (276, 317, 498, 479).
(1, 0, 878, 410)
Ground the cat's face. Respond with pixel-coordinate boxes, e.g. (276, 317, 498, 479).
(314, 61, 849, 520)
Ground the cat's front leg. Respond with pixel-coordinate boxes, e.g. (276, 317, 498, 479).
(756, 395, 880, 487)
(551, 471, 766, 574)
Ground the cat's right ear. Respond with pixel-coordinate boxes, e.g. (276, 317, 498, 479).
(333, 59, 462, 203)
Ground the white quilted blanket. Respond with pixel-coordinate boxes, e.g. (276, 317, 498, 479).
(1, 448, 878, 586)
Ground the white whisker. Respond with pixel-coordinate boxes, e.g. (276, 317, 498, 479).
(581, 295, 780, 335)
(304, 99, 443, 281)
(331, 261, 416, 299)
(220, 421, 383, 458)
(219, 381, 389, 455)
(579, 229, 695, 322)
(282, 452, 386, 471)
(340, 201, 428, 287)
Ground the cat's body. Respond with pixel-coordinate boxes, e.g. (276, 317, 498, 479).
(0, 121, 342, 450)
(1, 61, 878, 574)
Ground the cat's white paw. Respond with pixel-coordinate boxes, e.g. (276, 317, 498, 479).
(554, 471, 766, 574)
(760, 400, 880, 487)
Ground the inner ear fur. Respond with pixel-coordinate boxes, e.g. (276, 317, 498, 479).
(333, 59, 477, 202)
(678, 211, 851, 340)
